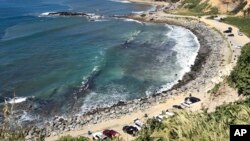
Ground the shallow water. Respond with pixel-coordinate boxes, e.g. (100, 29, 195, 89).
(0, 0, 199, 117)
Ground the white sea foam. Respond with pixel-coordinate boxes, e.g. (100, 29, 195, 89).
(132, 11, 145, 14)
(81, 84, 128, 113)
(16, 110, 41, 124)
(157, 25, 200, 93)
(109, 0, 131, 3)
(86, 13, 105, 22)
(79, 65, 100, 93)
(39, 12, 106, 22)
(18, 111, 34, 122)
(123, 18, 143, 24)
(40, 12, 51, 16)
(8, 97, 28, 104)
(126, 30, 141, 43)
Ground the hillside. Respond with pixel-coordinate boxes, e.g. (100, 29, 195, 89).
(136, 97, 250, 141)
(207, 0, 250, 14)
(163, 0, 250, 15)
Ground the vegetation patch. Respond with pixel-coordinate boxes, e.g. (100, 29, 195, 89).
(58, 135, 90, 141)
(228, 43, 250, 96)
(169, 0, 218, 16)
(223, 17, 250, 37)
(208, 82, 221, 94)
(136, 97, 250, 141)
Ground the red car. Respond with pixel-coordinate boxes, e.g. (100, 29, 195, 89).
(102, 129, 119, 138)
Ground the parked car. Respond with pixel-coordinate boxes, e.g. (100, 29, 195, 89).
(223, 30, 232, 33)
(122, 125, 138, 136)
(185, 96, 201, 105)
(92, 132, 107, 140)
(228, 34, 234, 37)
(103, 129, 119, 138)
(181, 102, 190, 108)
(238, 31, 243, 36)
(134, 118, 143, 127)
(214, 16, 222, 21)
(156, 115, 164, 122)
(234, 45, 242, 49)
(165, 110, 175, 116)
(173, 105, 184, 109)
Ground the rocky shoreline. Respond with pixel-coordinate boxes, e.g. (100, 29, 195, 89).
(20, 14, 227, 141)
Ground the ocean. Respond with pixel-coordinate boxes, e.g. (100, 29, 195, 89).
(0, 0, 200, 120)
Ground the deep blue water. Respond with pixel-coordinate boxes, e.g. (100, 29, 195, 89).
(0, 0, 200, 116)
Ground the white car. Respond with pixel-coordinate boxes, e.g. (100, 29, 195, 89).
(181, 102, 191, 108)
(92, 132, 107, 140)
(131, 124, 141, 131)
(134, 119, 143, 127)
(238, 31, 243, 36)
(234, 45, 242, 49)
(156, 115, 164, 122)
(165, 111, 175, 116)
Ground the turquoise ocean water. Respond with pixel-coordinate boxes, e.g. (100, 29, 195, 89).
(0, 0, 199, 118)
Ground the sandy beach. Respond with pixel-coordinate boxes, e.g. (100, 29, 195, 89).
(43, 4, 250, 141)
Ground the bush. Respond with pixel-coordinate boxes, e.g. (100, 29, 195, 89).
(208, 83, 221, 94)
(181, 0, 218, 15)
(228, 43, 250, 95)
(0, 100, 26, 141)
(136, 98, 250, 140)
(58, 135, 90, 141)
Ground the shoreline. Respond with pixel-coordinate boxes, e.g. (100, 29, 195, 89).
(40, 14, 229, 141)
(10, 2, 249, 141)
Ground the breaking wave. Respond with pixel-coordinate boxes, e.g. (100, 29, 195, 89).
(109, 0, 131, 3)
(157, 25, 200, 93)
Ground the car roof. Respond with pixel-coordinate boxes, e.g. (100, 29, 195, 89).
(92, 132, 104, 136)
(103, 129, 117, 134)
(185, 96, 200, 101)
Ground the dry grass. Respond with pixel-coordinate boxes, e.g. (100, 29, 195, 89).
(136, 98, 250, 141)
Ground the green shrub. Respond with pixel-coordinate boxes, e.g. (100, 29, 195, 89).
(223, 17, 250, 37)
(228, 43, 250, 96)
(180, 0, 218, 16)
(208, 83, 221, 94)
(136, 98, 250, 140)
(58, 135, 90, 141)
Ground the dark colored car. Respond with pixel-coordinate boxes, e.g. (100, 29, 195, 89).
(173, 105, 183, 109)
(185, 96, 201, 104)
(122, 126, 138, 136)
(103, 129, 119, 138)
(223, 30, 232, 33)
(228, 34, 234, 37)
